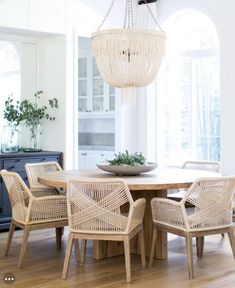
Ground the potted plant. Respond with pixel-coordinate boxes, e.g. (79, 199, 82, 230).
(19, 90, 58, 151)
(2, 94, 21, 153)
(2, 91, 58, 152)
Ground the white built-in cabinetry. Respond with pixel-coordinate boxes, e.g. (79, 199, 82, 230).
(78, 54, 115, 115)
(78, 37, 116, 170)
(78, 150, 115, 170)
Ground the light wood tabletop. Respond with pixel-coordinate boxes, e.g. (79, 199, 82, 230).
(38, 166, 220, 260)
(38, 166, 220, 191)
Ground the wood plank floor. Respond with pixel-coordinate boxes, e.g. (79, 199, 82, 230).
(0, 228, 235, 288)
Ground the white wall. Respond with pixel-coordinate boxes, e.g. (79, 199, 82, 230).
(0, 0, 67, 34)
(41, 35, 66, 156)
(20, 41, 38, 99)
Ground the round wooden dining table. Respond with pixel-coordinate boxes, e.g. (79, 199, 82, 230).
(38, 166, 220, 260)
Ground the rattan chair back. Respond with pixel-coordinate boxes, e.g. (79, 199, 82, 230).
(25, 161, 62, 196)
(67, 179, 139, 233)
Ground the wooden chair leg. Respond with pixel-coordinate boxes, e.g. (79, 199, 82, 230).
(80, 239, 87, 264)
(149, 226, 157, 267)
(18, 226, 31, 268)
(74, 239, 80, 263)
(185, 233, 194, 279)
(196, 236, 204, 258)
(5, 221, 16, 256)
(138, 228, 146, 268)
(56, 227, 63, 250)
(124, 236, 131, 283)
(227, 227, 235, 259)
(62, 232, 74, 280)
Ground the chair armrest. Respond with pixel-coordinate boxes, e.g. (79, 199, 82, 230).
(126, 198, 146, 231)
(132, 198, 146, 219)
(151, 197, 187, 229)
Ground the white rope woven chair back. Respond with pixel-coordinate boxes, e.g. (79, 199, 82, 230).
(182, 176, 235, 230)
(0, 169, 31, 223)
(25, 162, 62, 190)
(67, 180, 133, 233)
(182, 161, 221, 172)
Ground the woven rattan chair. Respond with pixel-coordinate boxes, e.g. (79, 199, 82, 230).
(0, 169, 68, 268)
(149, 176, 235, 279)
(25, 161, 64, 197)
(168, 160, 221, 201)
(62, 179, 146, 283)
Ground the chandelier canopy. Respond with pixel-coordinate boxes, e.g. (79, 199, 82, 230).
(91, 0, 166, 88)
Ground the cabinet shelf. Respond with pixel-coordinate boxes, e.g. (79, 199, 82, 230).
(78, 53, 115, 113)
(78, 111, 115, 119)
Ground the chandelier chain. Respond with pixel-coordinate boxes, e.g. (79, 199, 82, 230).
(130, 0, 134, 28)
(97, 0, 116, 31)
(97, 0, 163, 31)
(143, 0, 163, 31)
(124, 0, 134, 28)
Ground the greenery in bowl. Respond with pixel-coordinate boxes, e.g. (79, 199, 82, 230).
(108, 150, 146, 166)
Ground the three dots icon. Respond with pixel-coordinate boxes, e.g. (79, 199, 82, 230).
(3, 273, 15, 285)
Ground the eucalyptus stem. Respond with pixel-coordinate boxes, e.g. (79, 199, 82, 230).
(3, 91, 58, 151)
(4, 91, 58, 127)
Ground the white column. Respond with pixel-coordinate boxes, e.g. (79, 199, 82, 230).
(115, 87, 148, 155)
(119, 87, 137, 154)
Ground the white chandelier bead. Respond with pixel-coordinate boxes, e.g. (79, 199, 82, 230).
(91, 28, 166, 88)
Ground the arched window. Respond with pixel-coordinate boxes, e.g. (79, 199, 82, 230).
(0, 41, 21, 127)
(157, 10, 220, 165)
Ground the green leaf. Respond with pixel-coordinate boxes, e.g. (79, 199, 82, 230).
(3, 91, 58, 127)
(107, 151, 146, 166)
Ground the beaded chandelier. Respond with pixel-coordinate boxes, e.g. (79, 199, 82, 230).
(91, 0, 166, 88)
